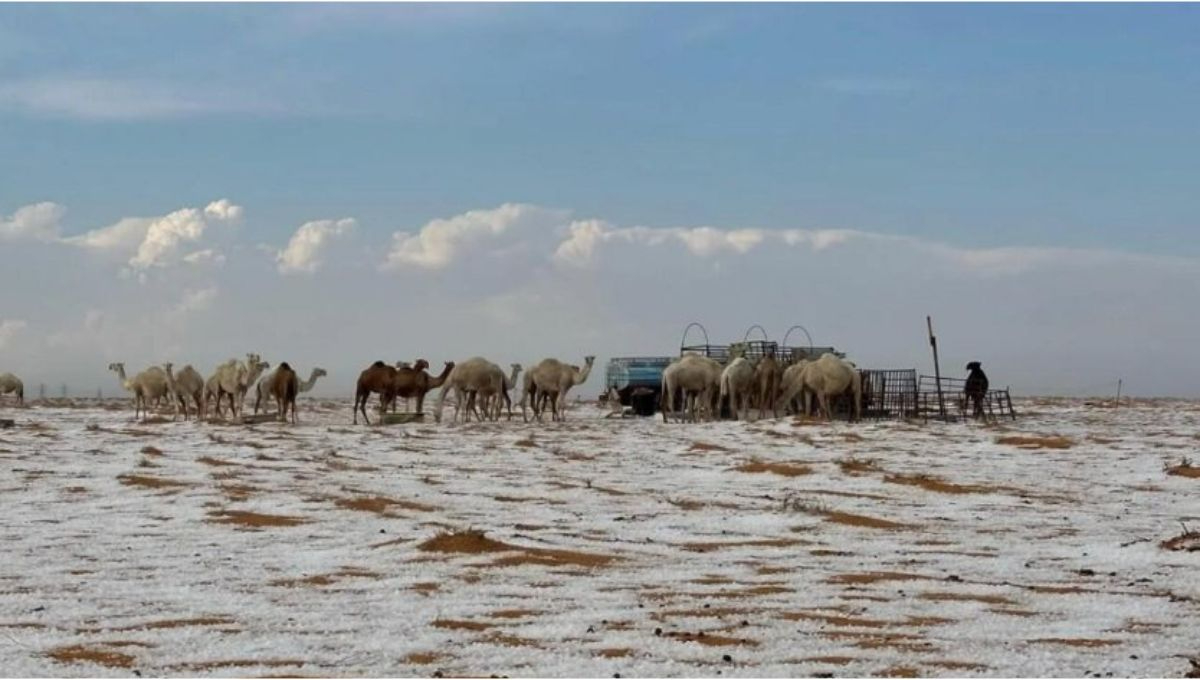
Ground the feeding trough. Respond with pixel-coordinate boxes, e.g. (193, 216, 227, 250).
(381, 412, 425, 425)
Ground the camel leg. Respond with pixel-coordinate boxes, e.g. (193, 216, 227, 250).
(358, 392, 371, 425)
(818, 392, 832, 421)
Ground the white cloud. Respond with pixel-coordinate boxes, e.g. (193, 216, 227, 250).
(383, 203, 568, 270)
(0, 77, 278, 120)
(63, 216, 152, 252)
(128, 207, 210, 270)
(553, 222, 864, 268)
(0, 202, 65, 242)
(276, 218, 356, 275)
(182, 249, 227, 267)
(61, 199, 243, 276)
(0, 319, 27, 350)
(204, 199, 244, 223)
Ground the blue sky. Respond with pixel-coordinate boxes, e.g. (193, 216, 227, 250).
(2, 4, 1199, 396)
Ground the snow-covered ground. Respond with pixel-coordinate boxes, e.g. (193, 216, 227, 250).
(1, 397, 1198, 677)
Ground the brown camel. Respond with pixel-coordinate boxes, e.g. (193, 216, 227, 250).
(354, 361, 397, 425)
(272, 362, 299, 424)
(392, 360, 454, 415)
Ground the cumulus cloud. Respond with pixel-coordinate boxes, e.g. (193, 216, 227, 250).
(276, 218, 356, 274)
(553, 221, 866, 268)
(203, 199, 244, 223)
(60, 199, 243, 276)
(383, 203, 568, 270)
(0, 202, 65, 242)
(0, 319, 27, 350)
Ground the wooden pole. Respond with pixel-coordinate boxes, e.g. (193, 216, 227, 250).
(927, 316, 947, 421)
(1115, 379, 1122, 409)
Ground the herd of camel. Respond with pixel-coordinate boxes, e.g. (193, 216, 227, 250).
(665, 349, 863, 423)
(0, 349, 871, 425)
(104, 357, 323, 424)
(0, 354, 596, 425)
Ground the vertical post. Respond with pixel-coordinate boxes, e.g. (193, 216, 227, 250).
(927, 316, 947, 421)
(1115, 379, 1122, 409)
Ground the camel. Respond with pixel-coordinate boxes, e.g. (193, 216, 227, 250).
(775, 360, 811, 416)
(162, 363, 185, 420)
(435, 357, 502, 424)
(661, 354, 722, 423)
(719, 357, 757, 421)
(391, 361, 454, 415)
(459, 362, 520, 422)
(354, 361, 397, 425)
(754, 352, 783, 419)
(170, 365, 206, 420)
(386, 360, 428, 413)
(964, 361, 989, 419)
(109, 362, 169, 419)
(0, 372, 23, 405)
(388, 360, 454, 414)
(518, 371, 553, 422)
(271, 362, 299, 424)
(479, 363, 522, 421)
(255, 367, 327, 415)
(236, 355, 270, 413)
(779, 353, 861, 421)
(526, 356, 595, 422)
(206, 354, 268, 421)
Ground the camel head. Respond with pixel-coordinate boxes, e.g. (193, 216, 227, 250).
(443, 361, 455, 370)
(162, 362, 173, 374)
(966, 361, 982, 371)
(584, 356, 596, 367)
(313, 368, 328, 379)
(108, 362, 124, 373)
(414, 359, 430, 372)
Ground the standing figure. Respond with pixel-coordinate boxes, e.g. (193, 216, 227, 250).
(964, 361, 989, 419)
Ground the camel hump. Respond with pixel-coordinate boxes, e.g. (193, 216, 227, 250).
(279, 362, 292, 371)
(372, 360, 386, 368)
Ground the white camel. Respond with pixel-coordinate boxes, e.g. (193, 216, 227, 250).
(719, 356, 757, 421)
(661, 354, 722, 422)
(0, 372, 24, 406)
(163, 363, 206, 421)
(108, 362, 168, 419)
(778, 353, 860, 421)
(477, 363, 521, 421)
(775, 359, 811, 416)
(254, 367, 326, 415)
(435, 357, 500, 424)
(526, 356, 595, 422)
(206, 354, 268, 421)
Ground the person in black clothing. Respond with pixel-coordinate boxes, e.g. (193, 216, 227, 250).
(964, 361, 989, 418)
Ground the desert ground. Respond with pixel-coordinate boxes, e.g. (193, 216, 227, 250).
(1, 397, 1198, 678)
